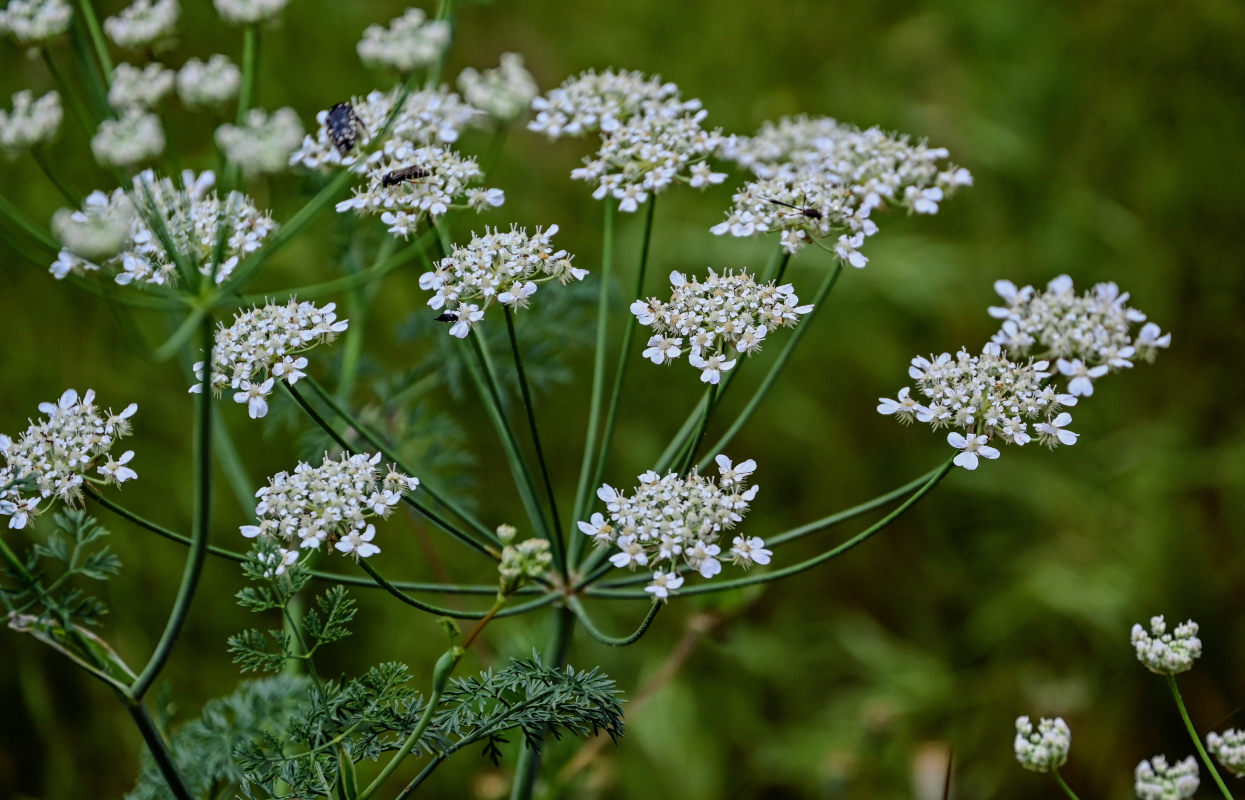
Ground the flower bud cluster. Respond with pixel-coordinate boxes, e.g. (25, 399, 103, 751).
(1013, 716, 1070, 773)
(0, 389, 138, 530)
(357, 8, 450, 74)
(104, 0, 178, 49)
(988, 275, 1171, 397)
(1207, 729, 1245, 777)
(528, 69, 701, 139)
(334, 142, 503, 237)
(215, 107, 304, 176)
(241, 452, 419, 574)
(458, 53, 539, 124)
(213, 0, 288, 25)
(291, 88, 480, 173)
(190, 300, 348, 418)
(50, 170, 276, 288)
(176, 55, 240, 108)
(418, 225, 583, 338)
(714, 116, 971, 257)
(107, 63, 176, 111)
(0, 0, 72, 45)
(1134, 755, 1199, 800)
(90, 111, 165, 167)
(1131, 616, 1201, 675)
(0, 90, 61, 156)
(497, 524, 552, 596)
(633, 269, 813, 384)
(578, 455, 767, 600)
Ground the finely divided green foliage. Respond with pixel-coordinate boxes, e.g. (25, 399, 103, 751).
(1, 510, 121, 628)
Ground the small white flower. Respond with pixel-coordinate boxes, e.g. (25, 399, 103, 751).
(1057, 358, 1109, 397)
(947, 431, 1000, 470)
(98, 450, 138, 483)
(458, 52, 539, 123)
(335, 524, 381, 558)
(729, 535, 771, 567)
(357, 8, 450, 73)
(1206, 729, 1245, 777)
(0, 0, 72, 45)
(108, 63, 176, 111)
(1134, 755, 1199, 800)
(1131, 616, 1201, 675)
(1013, 716, 1071, 773)
(176, 55, 240, 108)
(215, 107, 305, 176)
(645, 569, 685, 601)
(104, 0, 178, 49)
(1034, 412, 1078, 448)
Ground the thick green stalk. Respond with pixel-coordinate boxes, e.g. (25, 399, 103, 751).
(124, 701, 194, 800)
(510, 607, 576, 800)
(1166, 673, 1236, 800)
(567, 596, 660, 647)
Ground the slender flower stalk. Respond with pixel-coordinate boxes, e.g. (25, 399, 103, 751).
(1166, 674, 1236, 800)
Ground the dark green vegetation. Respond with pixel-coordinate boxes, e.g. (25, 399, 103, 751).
(1, 0, 1243, 797)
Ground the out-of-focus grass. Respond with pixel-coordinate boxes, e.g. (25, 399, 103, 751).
(1, 0, 1242, 797)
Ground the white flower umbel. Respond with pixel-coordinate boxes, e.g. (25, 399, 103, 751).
(357, 7, 450, 74)
(49, 170, 276, 288)
(0, 389, 138, 530)
(458, 52, 539, 124)
(0, 0, 72, 45)
(1013, 716, 1071, 773)
(418, 225, 583, 338)
(240, 452, 419, 570)
(632, 269, 813, 384)
(528, 68, 702, 139)
(989, 274, 1170, 397)
(334, 142, 502, 237)
(215, 107, 304, 176)
(1207, 729, 1245, 777)
(0, 90, 61, 157)
(213, 0, 288, 25)
(107, 63, 176, 111)
(879, 342, 1079, 469)
(1131, 616, 1201, 675)
(90, 111, 165, 168)
(103, 0, 178, 49)
(578, 455, 762, 600)
(290, 88, 481, 172)
(571, 109, 726, 212)
(190, 300, 348, 418)
(713, 116, 970, 257)
(1135, 755, 1200, 800)
(176, 55, 240, 108)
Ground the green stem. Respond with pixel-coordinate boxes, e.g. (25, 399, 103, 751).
(125, 701, 194, 800)
(235, 26, 259, 125)
(1166, 673, 1236, 800)
(510, 607, 576, 800)
(0, 193, 57, 250)
(680, 382, 718, 474)
(67, 13, 111, 120)
(504, 307, 567, 574)
(423, 0, 455, 88)
(567, 596, 660, 647)
(1051, 767, 1083, 800)
(210, 408, 257, 514)
(394, 756, 446, 799)
(357, 664, 449, 800)
(40, 48, 97, 137)
(75, 0, 113, 80)
(130, 314, 214, 699)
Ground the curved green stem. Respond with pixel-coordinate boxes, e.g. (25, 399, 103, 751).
(1167, 673, 1236, 800)
(359, 560, 555, 619)
(1051, 767, 1083, 800)
(567, 596, 660, 647)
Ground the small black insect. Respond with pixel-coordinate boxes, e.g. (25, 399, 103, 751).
(765, 197, 823, 221)
(326, 101, 367, 155)
(434, 312, 458, 323)
(381, 165, 432, 187)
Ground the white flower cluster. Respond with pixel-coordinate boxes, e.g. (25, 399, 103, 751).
(357, 7, 450, 73)
(241, 452, 419, 573)
(458, 52, 539, 124)
(879, 342, 1078, 470)
(213, 0, 288, 25)
(0, 389, 138, 530)
(334, 142, 503, 237)
(418, 225, 584, 338)
(1135, 755, 1199, 800)
(290, 87, 480, 172)
(497, 524, 553, 595)
(215, 107, 304, 176)
(714, 116, 971, 257)
(0, 0, 72, 45)
(1207, 729, 1245, 777)
(103, 0, 178, 49)
(50, 170, 276, 288)
(107, 63, 176, 111)
(632, 269, 813, 384)
(528, 69, 701, 139)
(988, 275, 1171, 397)
(176, 55, 240, 108)
(1131, 616, 1201, 675)
(0, 90, 61, 157)
(578, 455, 767, 600)
(91, 111, 165, 167)
(190, 300, 348, 418)
(1013, 716, 1071, 773)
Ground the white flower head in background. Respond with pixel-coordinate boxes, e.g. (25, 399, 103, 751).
(1134, 755, 1199, 800)
(529, 68, 701, 139)
(103, 0, 178, 49)
(176, 55, 241, 108)
(0, 389, 138, 530)
(633, 269, 813, 384)
(90, 111, 166, 168)
(418, 225, 583, 338)
(1206, 729, 1245, 777)
(215, 107, 304, 176)
(0, 0, 72, 45)
(458, 52, 539, 124)
(213, 0, 288, 25)
(357, 7, 451, 74)
(1013, 716, 1071, 773)
(107, 63, 176, 112)
(190, 300, 348, 418)
(0, 90, 61, 157)
(1131, 616, 1201, 674)
(578, 455, 763, 600)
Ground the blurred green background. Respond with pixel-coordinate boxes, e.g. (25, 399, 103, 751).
(2, 0, 1243, 797)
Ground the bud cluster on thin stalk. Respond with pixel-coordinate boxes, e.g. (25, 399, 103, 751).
(458, 53, 540, 125)
(175, 54, 240, 108)
(1206, 729, 1245, 777)
(91, 111, 167, 168)
(356, 7, 450, 74)
(496, 524, 553, 597)
(0, 89, 61, 156)
(214, 107, 305, 176)
(0, 389, 138, 530)
(1013, 715, 1071, 773)
(103, 0, 179, 50)
(1132, 616, 1202, 675)
(0, 0, 72, 46)
(212, 0, 289, 26)
(1135, 755, 1200, 800)
(107, 63, 176, 112)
